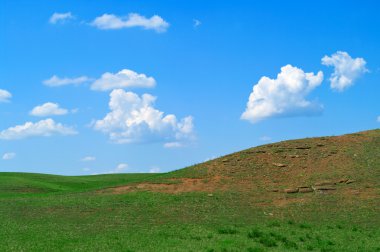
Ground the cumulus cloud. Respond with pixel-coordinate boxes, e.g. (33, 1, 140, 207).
(81, 156, 96, 162)
(49, 12, 74, 24)
(0, 119, 77, 140)
(93, 89, 194, 146)
(30, 102, 68, 117)
(377, 116, 380, 122)
(91, 69, 156, 91)
(241, 64, 324, 123)
(91, 13, 169, 32)
(43, 75, 91, 87)
(0, 89, 12, 102)
(2, 152, 16, 160)
(322, 51, 368, 91)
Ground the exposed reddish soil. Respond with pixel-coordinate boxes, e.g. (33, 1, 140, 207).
(105, 176, 226, 194)
(272, 197, 310, 207)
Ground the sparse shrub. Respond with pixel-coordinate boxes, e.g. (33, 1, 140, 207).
(248, 228, 277, 247)
(221, 248, 240, 252)
(327, 240, 335, 246)
(315, 235, 322, 243)
(288, 220, 295, 225)
(248, 228, 264, 239)
(267, 221, 281, 227)
(299, 223, 311, 229)
(321, 247, 336, 252)
(218, 227, 239, 235)
(190, 235, 201, 241)
(269, 232, 298, 249)
(259, 236, 277, 247)
(283, 239, 298, 249)
(306, 245, 314, 251)
(247, 247, 264, 252)
(269, 232, 279, 238)
(299, 236, 306, 242)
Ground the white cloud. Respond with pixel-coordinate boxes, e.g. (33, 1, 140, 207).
(2, 152, 16, 160)
(30, 102, 68, 117)
(241, 64, 324, 123)
(193, 19, 201, 28)
(377, 116, 380, 122)
(0, 119, 77, 140)
(322, 51, 368, 91)
(81, 156, 96, 162)
(259, 136, 272, 142)
(149, 167, 160, 173)
(94, 89, 194, 146)
(91, 13, 169, 32)
(49, 12, 74, 24)
(0, 89, 12, 102)
(91, 69, 156, 91)
(43, 75, 91, 87)
(108, 163, 128, 174)
(204, 156, 217, 162)
(163, 142, 183, 148)
(83, 167, 91, 172)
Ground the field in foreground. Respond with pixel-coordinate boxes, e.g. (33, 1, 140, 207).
(0, 129, 379, 251)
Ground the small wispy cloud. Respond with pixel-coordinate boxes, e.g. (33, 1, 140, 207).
(204, 156, 217, 162)
(163, 142, 183, 148)
(377, 116, 380, 123)
(81, 156, 96, 162)
(193, 19, 201, 28)
(91, 13, 169, 32)
(49, 12, 74, 24)
(0, 89, 12, 103)
(108, 163, 128, 174)
(2, 152, 16, 160)
(149, 167, 160, 173)
(43, 75, 92, 87)
(259, 136, 272, 142)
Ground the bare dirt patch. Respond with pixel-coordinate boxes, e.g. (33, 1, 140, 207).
(271, 196, 311, 207)
(104, 176, 226, 194)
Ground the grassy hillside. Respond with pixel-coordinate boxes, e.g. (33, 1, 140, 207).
(0, 129, 379, 251)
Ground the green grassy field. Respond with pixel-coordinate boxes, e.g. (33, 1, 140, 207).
(1, 130, 379, 251)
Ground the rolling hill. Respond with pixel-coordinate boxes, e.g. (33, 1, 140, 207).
(0, 129, 379, 251)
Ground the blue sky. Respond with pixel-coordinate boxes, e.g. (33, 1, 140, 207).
(1, 0, 379, 175)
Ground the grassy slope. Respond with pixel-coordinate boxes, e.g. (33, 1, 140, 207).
(0, 129, 379, 251)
